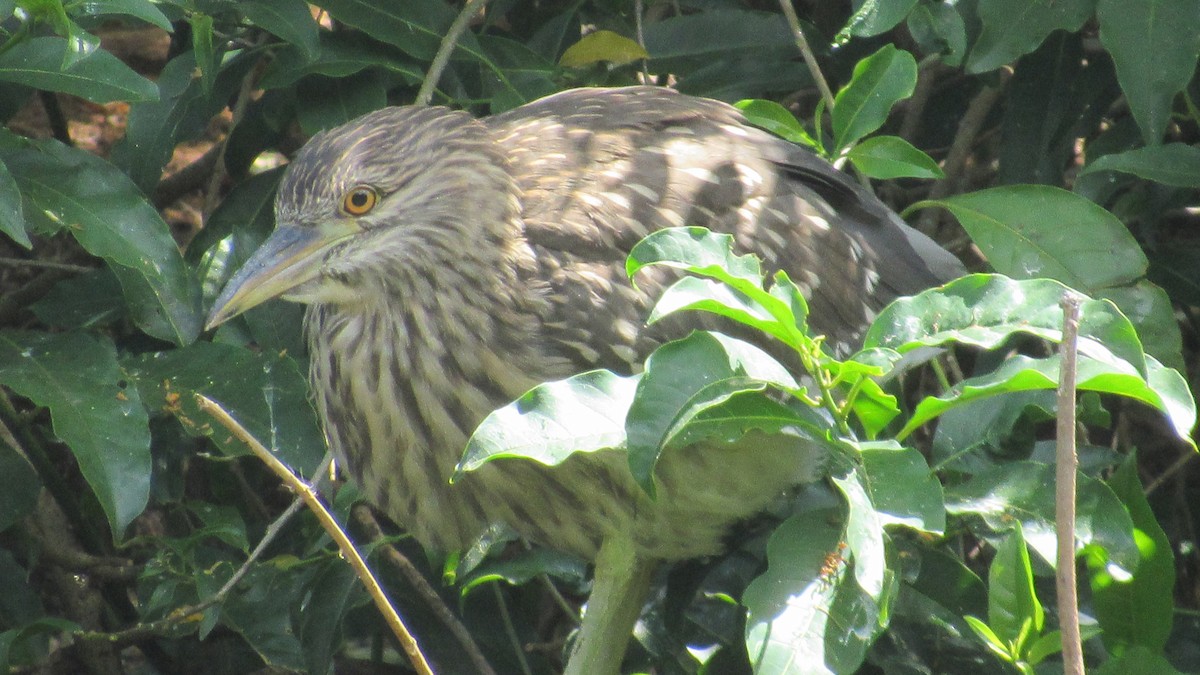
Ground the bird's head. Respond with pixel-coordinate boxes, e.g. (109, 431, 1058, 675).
(206, 105, 516, 329)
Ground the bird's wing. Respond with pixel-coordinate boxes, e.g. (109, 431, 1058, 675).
(486, 86, 961, 370)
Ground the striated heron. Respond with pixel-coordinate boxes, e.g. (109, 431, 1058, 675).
(207, 86, 962, 673)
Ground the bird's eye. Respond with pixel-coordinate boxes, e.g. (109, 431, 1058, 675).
(341, 186, 378, 216)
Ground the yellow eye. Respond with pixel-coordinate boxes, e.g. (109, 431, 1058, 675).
(341, 186, 378, 216)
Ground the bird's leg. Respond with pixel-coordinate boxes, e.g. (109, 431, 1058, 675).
(563, 535, 656, 675)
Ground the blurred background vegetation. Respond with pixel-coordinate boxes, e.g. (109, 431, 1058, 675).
(0, 0, 1198, 673)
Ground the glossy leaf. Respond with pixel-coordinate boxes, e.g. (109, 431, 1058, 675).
(945, 462, 1140, 575)
(744, 505, 884, 675)
(259, 32, 422, 89)
(0, 330, 150, 537)
(910, 186, 1147, 290)
(74, 0, 172, 31)
(0, 157, 27, 248)
(0, 37, 157, 102)
(841, 0, 919, 38)
(985, 522, 1043, 652)
(847, 135, 944, 179)
(1098, 0, 1200, 143)
(295, 71, 387, 135)
(123, 342, 325, 477)
(900, 352, 1195, 448)
(965, 0, 1094, 74)
(832, 44, 917, 151)
(242, 0, 320, 60)
(626, 331, 801, 494)
(1082, 143, 1200, 187)
(0, 133, 202, 345)
(1090, 452, 1175, 654)
(866, 275, 1148, 377)
(859, 442, 946, 534)
(0, 442, 40, 533)
(457, 369, 638, 475)
(736, 98, 820, 149)
(906, 2, 966, 65)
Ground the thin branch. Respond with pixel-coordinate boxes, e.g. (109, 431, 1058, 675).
(352, 505, 498, 675)
(1056, 294, 1084, 675)
(202, 36, 269, 219)
(1144, 448, 1196, 496)
(777, 0, 835, 112)
(195, 394, 434, 675)
(152, 141, 223, 209)
(491, 582, 534, 675)
(416, 0, 490, 106)
(0, 257, 94, 274)
(917, 70, 1011, 232)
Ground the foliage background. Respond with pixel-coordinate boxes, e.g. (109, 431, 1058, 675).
(0, 0, 1198, 673)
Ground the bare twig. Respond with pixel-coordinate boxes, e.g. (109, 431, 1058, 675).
(202, 37, 269, 219)
(0, 257, 93, 274)
(352, 504, 498, 675)
(195, 394, 434, 675)
(1056, 294, 1084, 675)
(917, 69, 1011, 233)
(416, 0, 490, 106)
(777, 0, 835, 112)
(152, 141, 223, 209)
(1145, 448, 1196, 496)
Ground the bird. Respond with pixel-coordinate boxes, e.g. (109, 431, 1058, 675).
(206, 85, 962, 674)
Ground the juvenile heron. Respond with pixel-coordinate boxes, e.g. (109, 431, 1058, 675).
(208, 86, 961, 673)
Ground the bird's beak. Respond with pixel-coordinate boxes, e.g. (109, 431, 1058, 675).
(205, 222, 357, 330)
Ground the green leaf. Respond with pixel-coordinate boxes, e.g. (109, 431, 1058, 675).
(123, 342, 326, 476)
(72, 0, 172, 31)
(0, 441, 40, 533)
(628, 227, 810, 349)
(1100, 280, 1185, 373)
(642, 10, 794, 73)
(744, 505, 883, 675)
(735, 99, 819, 149)
(1098, 0, 1200, 143)
(29, 268, 123, 330)
(906, 2, 966, 66)
(259, 32, 423, 89)
(866, 275, 1149, 378)
(0, 132, 202, 345)
(559, 29, 647, 67)
(910, 186, 1148, 290)
(221, 566, 307, 670)
(963, 615, 1014, 661)
(0, 330, 150, 537)
(295, 70, 387, 135)
(190, 12, 216, 95)
(242, 0, 320, 60)
(841, 0, 919, 38)
(1095, 645, 1186, 675)
(832, 44, 917, 151)
(901, 352, 1195, 448)
(965, 0, 1095, 74)
(0, 157, 28, 248)
(986, 522, 1043, 652)
(859, 442, 945, 534)
(945, 462, 1140, 576)
(298, 560, 365, 675)
(847, 135, 944, 179)
(1081, 143, 1200, 187)
(626, 331, 801, 495)
(1090, 452, 1175, 654)
(316, 0, 512, 94)
(460, 548, 587, 595)
(0, 36, 156, 102)
(832, 468, 888, 598)
(457, 369, 638, 475)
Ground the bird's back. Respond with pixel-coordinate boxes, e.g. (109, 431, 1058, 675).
(486, 86, 959, 372)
